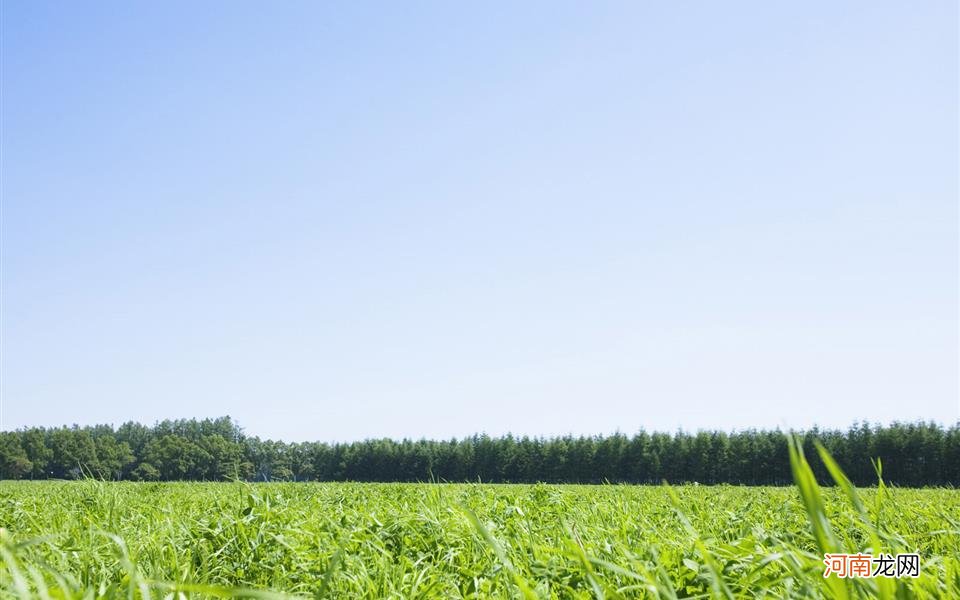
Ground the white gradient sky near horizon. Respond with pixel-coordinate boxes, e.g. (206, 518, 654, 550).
(2, 1, 958, 441)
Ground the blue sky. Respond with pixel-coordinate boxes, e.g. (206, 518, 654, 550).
(2, 1, 957, 441)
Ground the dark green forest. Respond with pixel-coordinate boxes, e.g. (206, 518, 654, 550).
(0, 418, 957, 486)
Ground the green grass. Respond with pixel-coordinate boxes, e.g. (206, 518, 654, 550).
(1, 445, 958, 598)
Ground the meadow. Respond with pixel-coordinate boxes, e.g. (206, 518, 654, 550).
(1, 444, 958, 599)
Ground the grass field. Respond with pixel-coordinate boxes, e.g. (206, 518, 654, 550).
(1, 447, 958, 598)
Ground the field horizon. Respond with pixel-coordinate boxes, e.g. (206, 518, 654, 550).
(3, 442, 958, 598)
(2, 417, 959, 487)
(3, 429, 959, 597)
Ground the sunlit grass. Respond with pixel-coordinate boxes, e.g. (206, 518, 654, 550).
(1, 444, 958, 598)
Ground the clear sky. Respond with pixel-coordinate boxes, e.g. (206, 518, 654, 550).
(2, 1, 957, 441)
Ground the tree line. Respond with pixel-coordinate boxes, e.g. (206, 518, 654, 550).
(0, 417, 957, 486)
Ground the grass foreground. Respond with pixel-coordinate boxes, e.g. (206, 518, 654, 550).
(1, 445, 958, 598)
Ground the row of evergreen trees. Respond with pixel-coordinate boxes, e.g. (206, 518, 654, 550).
(0, 417, 957, 486)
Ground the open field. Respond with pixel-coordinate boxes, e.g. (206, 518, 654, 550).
(2, 458, 959, 599)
